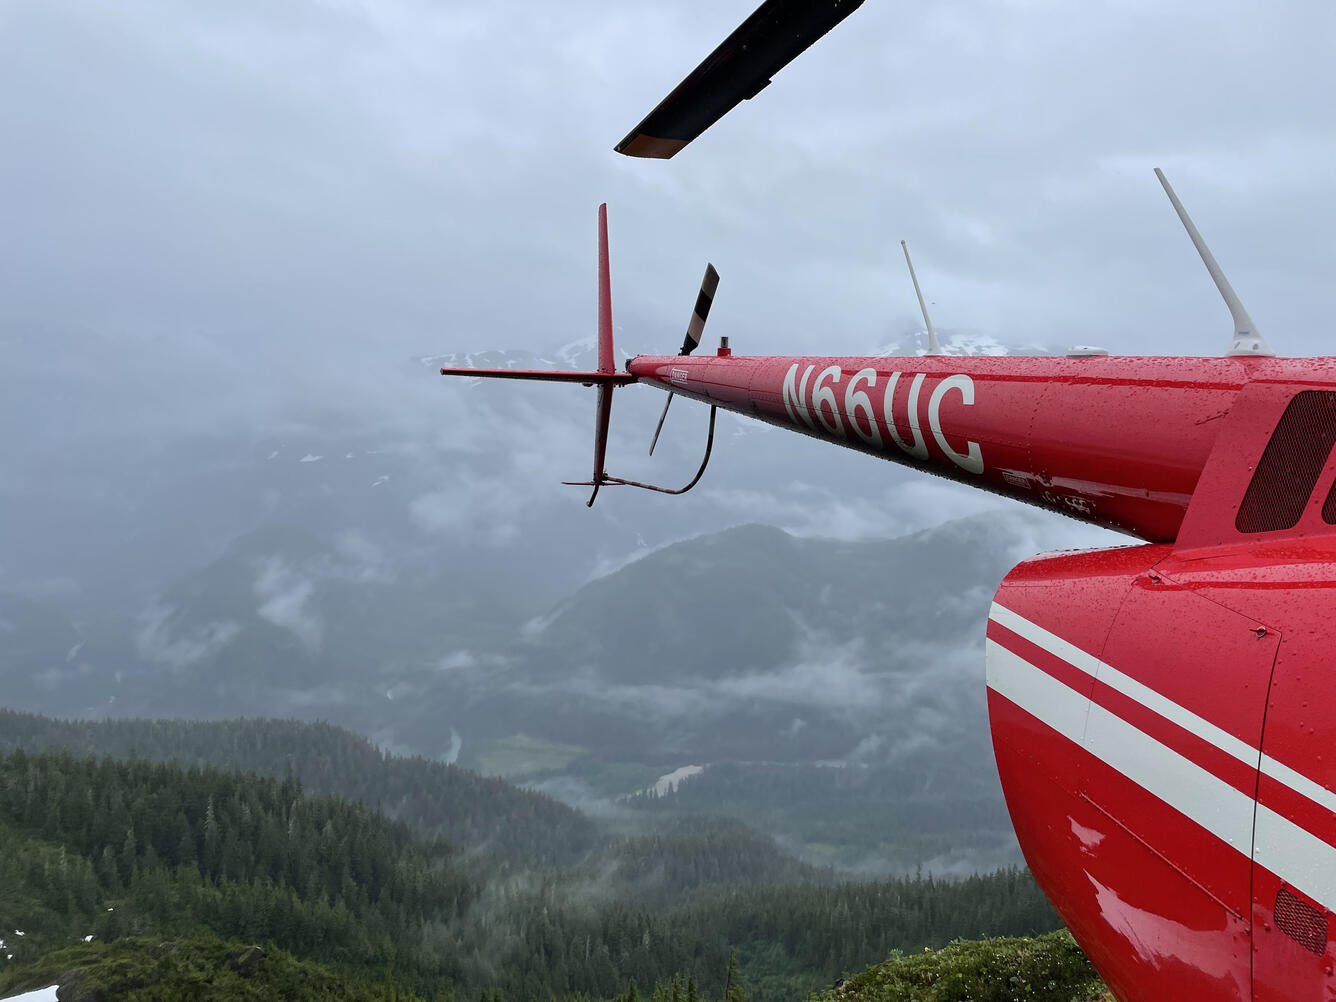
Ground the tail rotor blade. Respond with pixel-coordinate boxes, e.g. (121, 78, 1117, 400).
(653, 263, 720, 455)
(649, 393, 675, 456)
(681, 263, 720, 356)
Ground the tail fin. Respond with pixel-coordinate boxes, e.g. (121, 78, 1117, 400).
(439, 204, 632, 506)
(438, 205, 632, 386)
(597, 204, 614, 374)
(585, 203, 616, 505)
(441, 204, 717, 505)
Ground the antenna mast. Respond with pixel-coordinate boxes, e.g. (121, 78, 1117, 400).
(901, 240, 942, 355)
(1154, 168, 1273, 357)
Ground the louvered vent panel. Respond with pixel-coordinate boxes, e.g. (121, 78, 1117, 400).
(1276, 886, 1328, 956)
(1323, 474, 1336, 525)
(1236, 391, 1336, 533)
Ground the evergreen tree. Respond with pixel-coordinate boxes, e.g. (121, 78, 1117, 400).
(724, 948, 746, 1002)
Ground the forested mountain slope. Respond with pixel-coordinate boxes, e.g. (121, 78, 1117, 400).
(0, 750, 475, 996)
(0, 711, 597, 865)
(0, 750, 1064, 1001)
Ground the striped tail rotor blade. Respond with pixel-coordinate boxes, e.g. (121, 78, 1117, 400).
(653, 263, 720, 455)
(680, 263, 719, 356)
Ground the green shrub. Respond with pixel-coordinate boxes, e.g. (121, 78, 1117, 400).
(809, 930, 1107, 1002)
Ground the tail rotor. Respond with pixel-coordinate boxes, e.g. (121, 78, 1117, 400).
(650, 262, 720, 455)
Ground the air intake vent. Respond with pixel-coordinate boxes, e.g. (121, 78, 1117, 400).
(1323, 474, 1336, 525)
(1276, 886, 1328, 955)
(1236, 391, 1336, 534)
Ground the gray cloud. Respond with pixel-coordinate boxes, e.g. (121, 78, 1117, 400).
(2, 0, 1325, 640)
(330, 531, 397, 584)
(253, 559, 323, 653)
(712, 632, 883, 715)
(136, 605, 241, 670)
(3, 0, 1331, 379)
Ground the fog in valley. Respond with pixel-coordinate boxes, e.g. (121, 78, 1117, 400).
(1, 5, 1333, 997)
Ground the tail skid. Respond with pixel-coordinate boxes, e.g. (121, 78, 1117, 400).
(564, 405, 719, 502)
(439, 204, 717, 506)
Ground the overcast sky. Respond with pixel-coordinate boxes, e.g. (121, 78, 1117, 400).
(3, 0, 1333, 392)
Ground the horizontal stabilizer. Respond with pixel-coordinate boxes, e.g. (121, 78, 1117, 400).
(615, 0, 865, 159)
(439, 366, 636, 385)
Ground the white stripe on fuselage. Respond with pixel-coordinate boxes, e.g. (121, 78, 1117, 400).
(988, 604, 1336, 912)
(992, 603, 1336, 822)
(986, 639, 1256, 856)
(989, 603, 1258, 767)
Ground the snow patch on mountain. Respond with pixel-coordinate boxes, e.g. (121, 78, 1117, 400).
(1, 986, 59, 1001)
(873, 329, 1052, 357)
(647, 765, 703, 796)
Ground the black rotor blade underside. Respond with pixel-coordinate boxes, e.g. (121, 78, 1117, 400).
(615, 0, 865, 159)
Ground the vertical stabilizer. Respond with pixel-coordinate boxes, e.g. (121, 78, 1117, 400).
(588, 204, 616, 504)
(1154, 168, 1273, 357)
(597, 203, 614, 373)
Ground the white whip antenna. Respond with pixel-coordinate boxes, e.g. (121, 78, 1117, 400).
(1154, 168, 1273, 357)
(901, 240, 942, 355)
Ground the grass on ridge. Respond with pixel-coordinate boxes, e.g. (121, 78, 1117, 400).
(808, 929, 1112, 1002)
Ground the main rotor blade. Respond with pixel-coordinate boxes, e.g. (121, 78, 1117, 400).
(615, 0, 865, 159)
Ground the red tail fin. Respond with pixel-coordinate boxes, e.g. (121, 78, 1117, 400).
(442, 203, 715, 505)
(585, 204, 616, 505)
(437, 204, 630, 388)
(598, 203, 614, 375)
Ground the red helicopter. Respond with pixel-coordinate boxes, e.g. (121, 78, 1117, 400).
(442, 3, 1336, 999)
